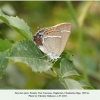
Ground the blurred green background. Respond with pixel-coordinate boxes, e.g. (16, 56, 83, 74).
(0, 1, 100, 89)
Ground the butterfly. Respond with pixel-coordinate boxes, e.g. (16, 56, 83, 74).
(33, 23, 71, 60)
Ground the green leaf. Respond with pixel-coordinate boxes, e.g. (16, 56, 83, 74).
(59, 58, 93, 89)
(59, 58, 83, 89)
(0, 50, 9, 78)
(59, 78, 83, 89)
(78, 80, 94, 89)
(8, 40, 53, 72)
(0, 10, 33, 40)
(60, 58, 79, 77)
(0, 39, 12, 52)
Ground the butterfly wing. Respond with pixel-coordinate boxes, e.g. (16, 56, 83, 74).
(43, 23, 71, 56)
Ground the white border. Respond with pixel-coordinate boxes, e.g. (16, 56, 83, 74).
(0, 90, 100, 100)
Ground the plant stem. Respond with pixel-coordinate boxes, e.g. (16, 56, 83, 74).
(51, 68, 58, 77)
(66, 1, 88, 81)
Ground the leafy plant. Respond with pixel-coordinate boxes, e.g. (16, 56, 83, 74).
(0, 10, 93, 89)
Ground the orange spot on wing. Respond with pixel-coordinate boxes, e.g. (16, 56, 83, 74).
(36, 35, 40, 38)
(44, 30, 54, 34)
